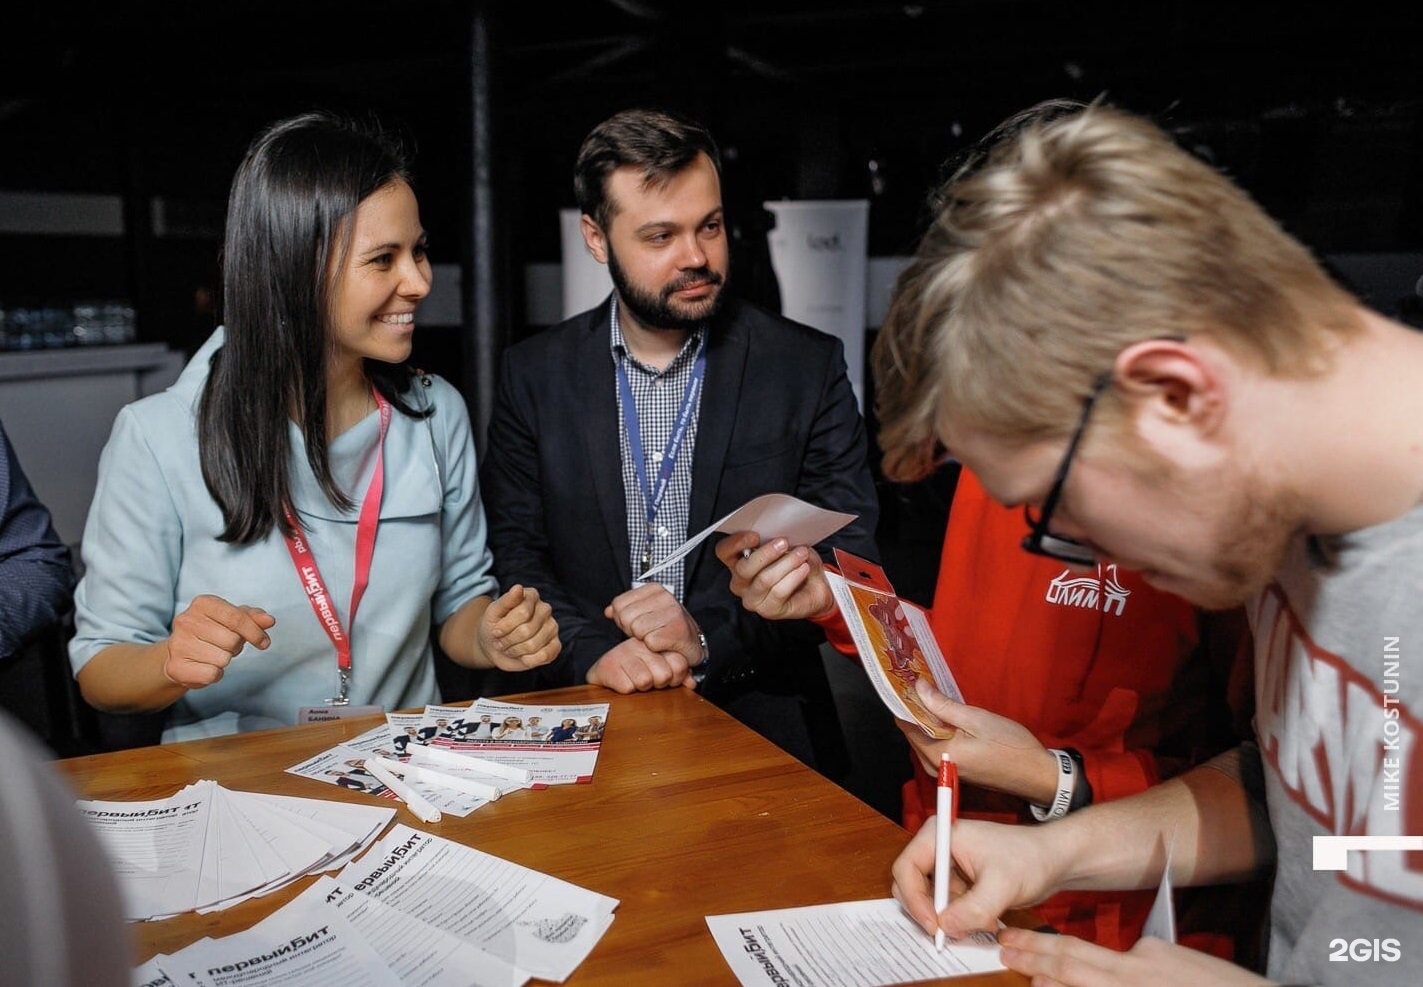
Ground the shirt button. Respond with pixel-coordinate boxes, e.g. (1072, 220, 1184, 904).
(657, 525, 669, 538)
(651, 450, 664, 463)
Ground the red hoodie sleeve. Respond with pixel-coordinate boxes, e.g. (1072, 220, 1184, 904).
(1079, 747, 1159, 804)
(1077, 609, 1253, 806)
(809, 566, 860, 658)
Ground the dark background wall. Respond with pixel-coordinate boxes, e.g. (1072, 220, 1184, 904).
(4, 1, 1420, 353)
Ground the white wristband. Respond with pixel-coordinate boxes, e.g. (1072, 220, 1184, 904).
(1030, 748, 1077, 822)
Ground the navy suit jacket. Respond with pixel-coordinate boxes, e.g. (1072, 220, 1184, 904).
(480, 297, 879, 767)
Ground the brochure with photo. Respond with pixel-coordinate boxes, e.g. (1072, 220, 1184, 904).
(285, 742, 493, 818)
(424, 699, 610, 785)
(825, 549, 965, 739)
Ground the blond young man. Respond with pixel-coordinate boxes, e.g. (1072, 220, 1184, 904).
(880, 103, 1422, 986)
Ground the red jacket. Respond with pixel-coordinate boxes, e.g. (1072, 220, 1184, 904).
(822, 469, 1245, 948)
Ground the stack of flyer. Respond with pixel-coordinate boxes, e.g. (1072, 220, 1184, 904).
(77, 781, 394, 921)
(132, 825, 619, 986)
(288, 699, 610, 817)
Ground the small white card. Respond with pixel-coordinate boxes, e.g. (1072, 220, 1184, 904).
(640, 492, 856, 579)
(297, 704, 383, 724)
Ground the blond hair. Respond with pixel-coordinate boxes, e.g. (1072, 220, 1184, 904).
(873, 101, 1359, 482)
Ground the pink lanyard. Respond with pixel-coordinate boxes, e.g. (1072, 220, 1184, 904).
(281, 389, 391, 703)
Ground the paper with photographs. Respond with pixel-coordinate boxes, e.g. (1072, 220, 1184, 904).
(416, 700, 609, 785)
(285, 737, 493, 818)
(824, 549, 964, 739)
(386, 712, 424, 758)
(336, 824, 618, 983)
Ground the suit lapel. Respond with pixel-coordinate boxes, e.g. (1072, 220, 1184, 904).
(684, 304, 749, 586)
(576, 302, 633, 589)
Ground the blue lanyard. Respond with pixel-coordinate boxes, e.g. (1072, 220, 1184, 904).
(616, 337, 707, 576)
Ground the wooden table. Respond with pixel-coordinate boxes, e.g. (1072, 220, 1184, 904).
(60, 685, 1028, 986)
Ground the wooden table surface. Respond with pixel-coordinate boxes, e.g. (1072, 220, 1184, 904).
(59, 685, 1028, 986)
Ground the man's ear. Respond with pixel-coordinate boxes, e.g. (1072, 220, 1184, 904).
(1113, 338, 1227, 437)
(580, 214, 609, 265)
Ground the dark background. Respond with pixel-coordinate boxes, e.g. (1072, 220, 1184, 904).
(4, 1, 1420, 352)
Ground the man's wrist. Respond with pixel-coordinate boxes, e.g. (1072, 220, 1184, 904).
(808, 595, 839, 622)
(684, 610, 710, 668)
(1038, 807, 1095, 892)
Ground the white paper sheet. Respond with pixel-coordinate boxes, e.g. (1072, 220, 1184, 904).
(131, 956, 175, 986)
(1142, 849, 1177, 944)
(707, 899, 1004, 986)
(295, 876, 530, 987)
(78, 785, 212, 920)
(195, 784, 290, 911)
(152, 898, 402, 987)
(223, 789, 393, 887)
(338, 825, 618, 983)
(87, 783, 396, 921)
(640, 492, 856, 579)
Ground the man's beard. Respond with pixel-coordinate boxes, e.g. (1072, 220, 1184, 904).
(607, 245, 727, 332)
(1192, 481, 1303, 610)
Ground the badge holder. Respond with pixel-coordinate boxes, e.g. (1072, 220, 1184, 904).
(296, 671, 382, 724)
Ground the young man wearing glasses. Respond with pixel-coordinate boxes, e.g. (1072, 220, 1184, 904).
(873, 102, 1423, 986)
(719, 455, 1249, 953)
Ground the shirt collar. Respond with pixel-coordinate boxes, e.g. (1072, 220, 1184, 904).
(609, 295, 705, 375)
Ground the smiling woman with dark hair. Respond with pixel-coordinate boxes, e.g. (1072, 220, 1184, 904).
(69, 112, 560, 741)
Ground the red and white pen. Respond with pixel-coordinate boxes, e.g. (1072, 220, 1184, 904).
(934, 752, 958, 951)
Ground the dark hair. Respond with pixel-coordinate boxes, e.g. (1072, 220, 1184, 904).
(199, 111, 429, 544)
(573, 108, 721, 232)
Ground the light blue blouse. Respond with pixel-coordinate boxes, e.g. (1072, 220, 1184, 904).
(70, 329, 498, 740)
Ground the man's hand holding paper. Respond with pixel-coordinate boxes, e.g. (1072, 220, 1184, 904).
(639, 492, 856, 580)
(715, 531, 837, 621)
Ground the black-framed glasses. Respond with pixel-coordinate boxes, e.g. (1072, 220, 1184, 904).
(1020, 372, 1112, 566)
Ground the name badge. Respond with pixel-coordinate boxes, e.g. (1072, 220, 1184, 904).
(297, 704, 384, 724)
